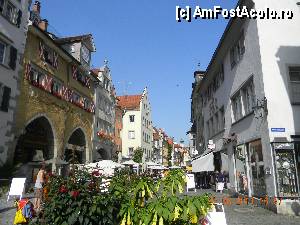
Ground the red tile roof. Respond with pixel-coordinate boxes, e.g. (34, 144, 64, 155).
(117, 95, 142, 110)
(167, 138, 173, 145)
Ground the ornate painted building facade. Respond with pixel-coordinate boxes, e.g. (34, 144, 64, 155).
(8, 2, 96, 180)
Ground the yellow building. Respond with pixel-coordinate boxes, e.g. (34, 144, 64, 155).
(7, 2, 96, 178)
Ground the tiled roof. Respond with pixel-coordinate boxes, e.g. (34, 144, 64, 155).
(117, 95, 142, 110)
(91, 68, 104, 75)
(167, 138, 173, 145)
(55, 34, 96, 51)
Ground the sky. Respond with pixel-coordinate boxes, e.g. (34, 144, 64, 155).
(41, 0, 237, 144)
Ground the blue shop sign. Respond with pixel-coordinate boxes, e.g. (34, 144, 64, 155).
(271, 128, 285, 132)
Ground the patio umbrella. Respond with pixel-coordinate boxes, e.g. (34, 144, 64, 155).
(121, 159, 139, 166)
(44, 158, 68, 165)
(96, 160, 124, 169)
(169, 165, 182, 169)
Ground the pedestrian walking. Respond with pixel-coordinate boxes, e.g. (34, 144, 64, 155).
(33, 163, 46, 212)
(216, 170, 225, 194)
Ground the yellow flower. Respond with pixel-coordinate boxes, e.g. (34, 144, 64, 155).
(159, 217, 164, 225)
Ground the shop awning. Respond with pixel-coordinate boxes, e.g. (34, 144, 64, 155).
(192, 152, 215, 172)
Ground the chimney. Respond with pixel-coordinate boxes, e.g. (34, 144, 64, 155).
(38, 19, 48, 32)
(32, 1, 41, 14)
(193, 70, 205, 83)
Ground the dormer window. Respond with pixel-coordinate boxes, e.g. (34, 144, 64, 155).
(81, 44, 90, 64)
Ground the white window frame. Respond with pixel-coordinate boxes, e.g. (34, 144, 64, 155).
(0, 83, 3, 105)
(289, 66, 300, 104)
(81, 44, 90, 64)
(5, 1, 17, 24)
(128, 130, 135, 139)
(232, 94, 243, 122)
(0, 40, 6, 64)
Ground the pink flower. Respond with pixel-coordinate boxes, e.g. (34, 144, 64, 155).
(71, 190, 80, 198)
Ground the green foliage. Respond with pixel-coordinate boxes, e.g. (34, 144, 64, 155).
(132, 147, 143, 163)
(31, 168, 212, 225)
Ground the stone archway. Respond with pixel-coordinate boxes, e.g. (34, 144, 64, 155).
(64, 128, 87, 164)
(13, 116, 55, 181)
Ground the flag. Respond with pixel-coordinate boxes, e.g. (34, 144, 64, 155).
(61, 85, 69, 101)
(72, 65, 78, 80)
(68, 89, 74, 103)
(24, 63, 31, 80)
(85, 76, 91, 88)
(41, 74, 53, 93)
(53, 51, 58, 69)
(39, 41, 45, 61)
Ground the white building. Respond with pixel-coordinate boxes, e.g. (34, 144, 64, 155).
(91, 63, 116, 161)
(118, 88, 153, 160)
(191, 0, 300, 215)
(0, 0, 31, 166)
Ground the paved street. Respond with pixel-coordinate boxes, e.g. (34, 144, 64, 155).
(0, 193, 34, 225)
(1, 189, 300, 224)
(188, 189, 300, 225)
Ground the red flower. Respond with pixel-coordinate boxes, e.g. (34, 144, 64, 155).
(71, 190, 80, 198)
(92, 170, 101, 177)
(48, 172, 54, 177)
(59, 185, 68, 193)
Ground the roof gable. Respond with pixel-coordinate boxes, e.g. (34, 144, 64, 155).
(117, 95, 142, 110)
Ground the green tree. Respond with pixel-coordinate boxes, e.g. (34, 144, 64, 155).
(132, 147, 143, 163)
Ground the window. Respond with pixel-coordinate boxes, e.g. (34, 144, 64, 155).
(289, 66, 300, 103)
(128, 147, 134, 156)
(0, 41, 5, 64)
(0, 0, 4, 13)
(128, 131, 135, 139)
(232, 94, 243, 121)
(129, 115, 135, 122)
(5, 1, 16, 23)
(219, 107, 225, 130)
(243, 81, 255, 114)
(52, 80, 62, 96)
(81, 44, 90, 63)
(44, 44, 54, 65)
(230, 32, 245, 69)
(0, 84, 11, 112)
(9, 46, 17, 70)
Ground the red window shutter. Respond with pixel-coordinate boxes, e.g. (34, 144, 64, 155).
(53, 51, 58, 69)
(39, 41, 45, 61)
(72, 65, 78, 80)
(24, 63, 31, 80)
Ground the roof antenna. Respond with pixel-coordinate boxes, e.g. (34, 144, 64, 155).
(197, 62, 201, 71)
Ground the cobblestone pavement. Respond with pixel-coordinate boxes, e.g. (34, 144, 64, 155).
(188, 189, 300, 225)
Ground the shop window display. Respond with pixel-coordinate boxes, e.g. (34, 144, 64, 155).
(274, 144, 299, 197)
(249, 140, 266, 197)
(235, 145, 248, 194)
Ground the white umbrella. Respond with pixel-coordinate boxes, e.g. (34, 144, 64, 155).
(122, 159, 139, 166)
(169, 165, 182, 169)
(96, 160, 123, 169)
(146, 161, 159, 166)
(150, 165, 166, 170)
(44, 157, 68, 165)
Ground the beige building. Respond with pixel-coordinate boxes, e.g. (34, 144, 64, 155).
(117, 88, 153, 160)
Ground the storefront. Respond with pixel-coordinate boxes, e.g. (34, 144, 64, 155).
(235, 144, 248, 194)
(273, 142, 299, 198)
(234, 139, 266, 197)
